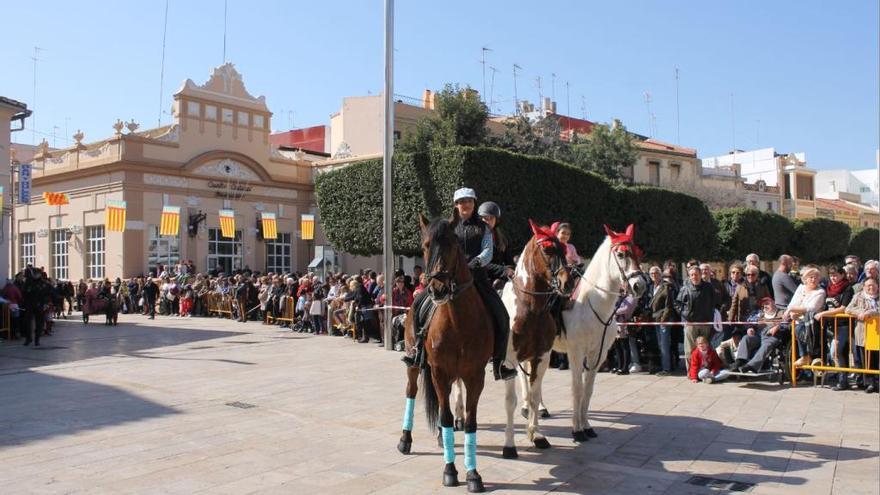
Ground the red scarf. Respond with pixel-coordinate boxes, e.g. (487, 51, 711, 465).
(826, 278, 849, 298)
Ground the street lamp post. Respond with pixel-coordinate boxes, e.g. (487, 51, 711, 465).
(382, 0, 395, 350)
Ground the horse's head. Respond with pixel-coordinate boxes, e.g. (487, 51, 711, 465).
(525, 219, 574, 296)
(419, 212, 467, 304)
(602, 224, 647, 298)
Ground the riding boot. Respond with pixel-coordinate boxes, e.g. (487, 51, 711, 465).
(475, 274, 516, 381)
(401, 331, 424, 368)
(493, 358, 517, 381)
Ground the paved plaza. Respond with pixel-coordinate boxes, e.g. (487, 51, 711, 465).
(0, 315, 877, 495)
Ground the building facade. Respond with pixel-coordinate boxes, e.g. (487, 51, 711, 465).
(816, 168, 879, 209)
(1, 96, 31, 281)
(12, 64, 317, 280)
(702, 148, 817, 219)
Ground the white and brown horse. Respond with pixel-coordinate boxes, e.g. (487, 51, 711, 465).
(499, 220, 573, 457)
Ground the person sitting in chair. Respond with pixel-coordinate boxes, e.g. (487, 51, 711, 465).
(403, 187, 517, 381)
(732, 297, 786, 372)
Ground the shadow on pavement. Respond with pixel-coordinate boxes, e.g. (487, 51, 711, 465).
(0, 317, 250, 373)
(467, 411, 877, 493)
(0, 372, 179, 448)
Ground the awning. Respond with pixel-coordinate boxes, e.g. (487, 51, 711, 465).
(307, 256, 324, 268)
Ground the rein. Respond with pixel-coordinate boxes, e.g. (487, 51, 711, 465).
(424, 242, 474, 305)
(578, 242, 642, 371)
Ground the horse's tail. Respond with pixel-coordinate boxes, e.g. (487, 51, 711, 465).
(421, 362, 439, 431)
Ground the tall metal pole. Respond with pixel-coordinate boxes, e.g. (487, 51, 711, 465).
(675, 67, 680, 144)
(382, 0, 395, 350)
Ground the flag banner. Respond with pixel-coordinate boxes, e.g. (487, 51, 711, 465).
(261, 212, 277, 240)
(43, 191, 70, 206)
(219, 209, 236, 238)
(106, 200, 127, 232)
(0, 185, 4, 206)
(301, 214, 315, 240)
(160, 205, 180, 236)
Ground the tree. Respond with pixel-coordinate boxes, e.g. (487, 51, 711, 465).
(849, 228, 880, 261)
(789, 218, 851, 263)
(713, 208, 793, 260)
(399, 84, 489, 153)
(573, 120, 637, 182)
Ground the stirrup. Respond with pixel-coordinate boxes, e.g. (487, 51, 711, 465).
(494, 364, 517, 381)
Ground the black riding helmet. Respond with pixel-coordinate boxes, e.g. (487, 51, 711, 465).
(477, 201, 501, 219)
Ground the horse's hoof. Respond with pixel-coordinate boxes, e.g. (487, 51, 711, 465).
(572, 430, 588, 442)
(397, 440, 411, 455)
(442, 463, 459, 487)
(454, 418, 465, 431)
(533, 437, 551, 449)
(502, 446, 518, 459)
(539, 408, 550, 418)
(520, 407, 528, 419)
(466, 470, 485, 493)
(585, 428, 598, 438)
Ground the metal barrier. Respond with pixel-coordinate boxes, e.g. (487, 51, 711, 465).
(791, 314, 880, 387)
(0, 303, 11, 340)
(206, 293, 234, 318)
(266, 296, 296, 324)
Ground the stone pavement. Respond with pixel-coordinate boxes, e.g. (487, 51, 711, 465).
(0, 314, 877, 495)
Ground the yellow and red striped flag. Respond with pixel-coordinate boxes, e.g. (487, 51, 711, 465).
(219, 209, 236, 238)
(160, 206, 180, 236)
(301, 214, 315, 241)
(105, 200, 127, 232)
(43, 192, 70, 206)
(261, 212, 277, 240)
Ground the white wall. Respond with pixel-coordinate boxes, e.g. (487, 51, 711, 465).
(702, 148, 779, 186)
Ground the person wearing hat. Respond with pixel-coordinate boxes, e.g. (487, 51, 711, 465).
(731, 297, 785, 372)
(404, 187, 517, 381)
(478, 201, 515, 289)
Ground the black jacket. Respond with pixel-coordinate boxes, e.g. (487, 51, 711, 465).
(675, 279, 717, 323)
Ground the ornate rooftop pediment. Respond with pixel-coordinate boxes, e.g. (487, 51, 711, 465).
(175, 63, 268, 111)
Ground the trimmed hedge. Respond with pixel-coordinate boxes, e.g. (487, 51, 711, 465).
(713, 208, 794, 260)
(849, 228, 880, 261)
(315, 146, 718, 260)
(614, 186, 717, 261)
(789, 217, 852, 263)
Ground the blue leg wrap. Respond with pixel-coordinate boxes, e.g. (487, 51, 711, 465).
(442, 426, 456, 464)
(402, 398, 415, 431)
(464, 432, 477, 471)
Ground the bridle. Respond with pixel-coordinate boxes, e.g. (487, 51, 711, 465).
(424, 240, 473, 305)
(583, 240, 646, 371)
(512, 239, 572, 304)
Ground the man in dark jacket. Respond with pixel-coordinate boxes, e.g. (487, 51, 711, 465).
(650, 268, 679, 375)
(142, 278, 159, 319)
(22, 268, 52, 346)
(675, 265, 718, 372)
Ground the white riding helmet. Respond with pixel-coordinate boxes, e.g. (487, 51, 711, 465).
(453, 187, 477, 203)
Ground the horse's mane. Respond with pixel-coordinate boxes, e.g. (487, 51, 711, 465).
(425, 217, 456, 246)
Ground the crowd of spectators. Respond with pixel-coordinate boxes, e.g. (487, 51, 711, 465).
(595, 254, 879, 393)
(1, 254, 877, 392)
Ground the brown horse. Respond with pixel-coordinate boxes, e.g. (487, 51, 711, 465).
(500, 220, 573, 457)
(397, 212, 493, 493)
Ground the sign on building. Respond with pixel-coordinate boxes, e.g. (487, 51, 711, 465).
(18, 164, 32, 204)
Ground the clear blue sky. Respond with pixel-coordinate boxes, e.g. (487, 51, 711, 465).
(3, 1, 878, 169)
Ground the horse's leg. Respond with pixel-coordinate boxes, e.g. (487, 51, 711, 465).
(453, 379, 465, 431)
(518, 360, 530, 419)
(463, 374, 486, 493)
(527, 354, 552, 449)
(567, 346, 588, 442)
(502, 359, 519, 459)
(435, 374, 459, 488)
(580, 367, 600, 438)
(397, 366, 419, 454)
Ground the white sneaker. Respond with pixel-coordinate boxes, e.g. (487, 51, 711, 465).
(703, 376, 714, 384)
(629, 364, 642, 373)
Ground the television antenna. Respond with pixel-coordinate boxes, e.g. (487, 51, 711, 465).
(512, 63, 522, 114)
(480, 46, 492, 104)
(644, 91, 653, 137)
(488, 66, 499, 113)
